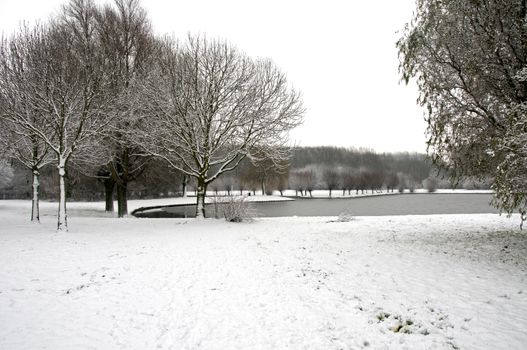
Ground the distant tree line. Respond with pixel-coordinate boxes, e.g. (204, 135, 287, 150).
(291, 146, 431, 179)
(0, 146, 492, 203)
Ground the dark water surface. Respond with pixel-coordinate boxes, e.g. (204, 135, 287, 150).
(133, 193, 498, 218)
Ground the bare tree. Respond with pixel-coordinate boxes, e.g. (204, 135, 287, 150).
(397, 172, 407, 193)
(241, 171, 259, 196)
(304, 170, 317, 197)
(269, 165, 289, 196)
(238, 161, 260, 195)
(138, 35, 304, 218)
(290, 168, 319, 197)
(251, 151, 290, 195)
(293, 168, 318, 197)
(0, 0, 112, 231)
(322, 167, 340, 198)
(356, 170, 368, 194)
(366, 170, 384, 194)
(384, 171, 398, 193)
(94, 0, 155, 217)
(238, 152, 290, 196)
(342, 169, 356, 195)
(289, 170, 305, 196)
(0, 27, 54, 222)
(221, 176, 234, 196)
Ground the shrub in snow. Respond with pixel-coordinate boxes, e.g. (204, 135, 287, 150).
(212, 195, 256, 222)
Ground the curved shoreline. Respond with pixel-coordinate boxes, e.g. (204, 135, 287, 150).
(132, 192, 497, 218)
(131, 198, 294, 216)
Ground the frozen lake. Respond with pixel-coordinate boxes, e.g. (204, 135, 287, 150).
(134, 193, 499, 218)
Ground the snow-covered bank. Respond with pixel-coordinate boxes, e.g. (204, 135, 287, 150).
(129, 194, 293, 215)
(1, 190, 492, 218)
(0, 202, 526, 349)
(0, 195, 293, 219)
(127, 194, 294, 211)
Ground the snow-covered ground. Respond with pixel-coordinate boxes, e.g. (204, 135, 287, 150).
(1, 200, 526, 349)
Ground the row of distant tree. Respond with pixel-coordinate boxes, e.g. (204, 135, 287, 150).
(0, 146, 492, 203)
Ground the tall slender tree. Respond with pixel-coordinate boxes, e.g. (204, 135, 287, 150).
(94, 0, 156, 217)
(0, 0, 112, 231)
(0, 26, 54, 222)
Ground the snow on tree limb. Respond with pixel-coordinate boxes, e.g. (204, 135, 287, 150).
(134, 35, 304, 217)
(398, 0, 527, 222)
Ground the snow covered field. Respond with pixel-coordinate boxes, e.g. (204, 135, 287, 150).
(1, 200, 526, 349)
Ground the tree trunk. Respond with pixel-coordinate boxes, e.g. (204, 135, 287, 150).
(31, 169, 40, 223)
(104, 177, 115, 212)
(261, 181, 266, 196)
(196, 177, 206, 219)
(182, 174, 188, 197)
(117, 182, 128, 217)
(329, 189, 332, 198)
(108, 157, 130, 217)
(57, 163, 67, 232)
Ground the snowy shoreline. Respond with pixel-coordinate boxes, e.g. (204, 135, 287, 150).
(0, 189, 494, 218)
(1, 198, 526, 349)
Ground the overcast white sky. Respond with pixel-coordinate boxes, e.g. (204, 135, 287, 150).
(0, 0, 427, 153)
